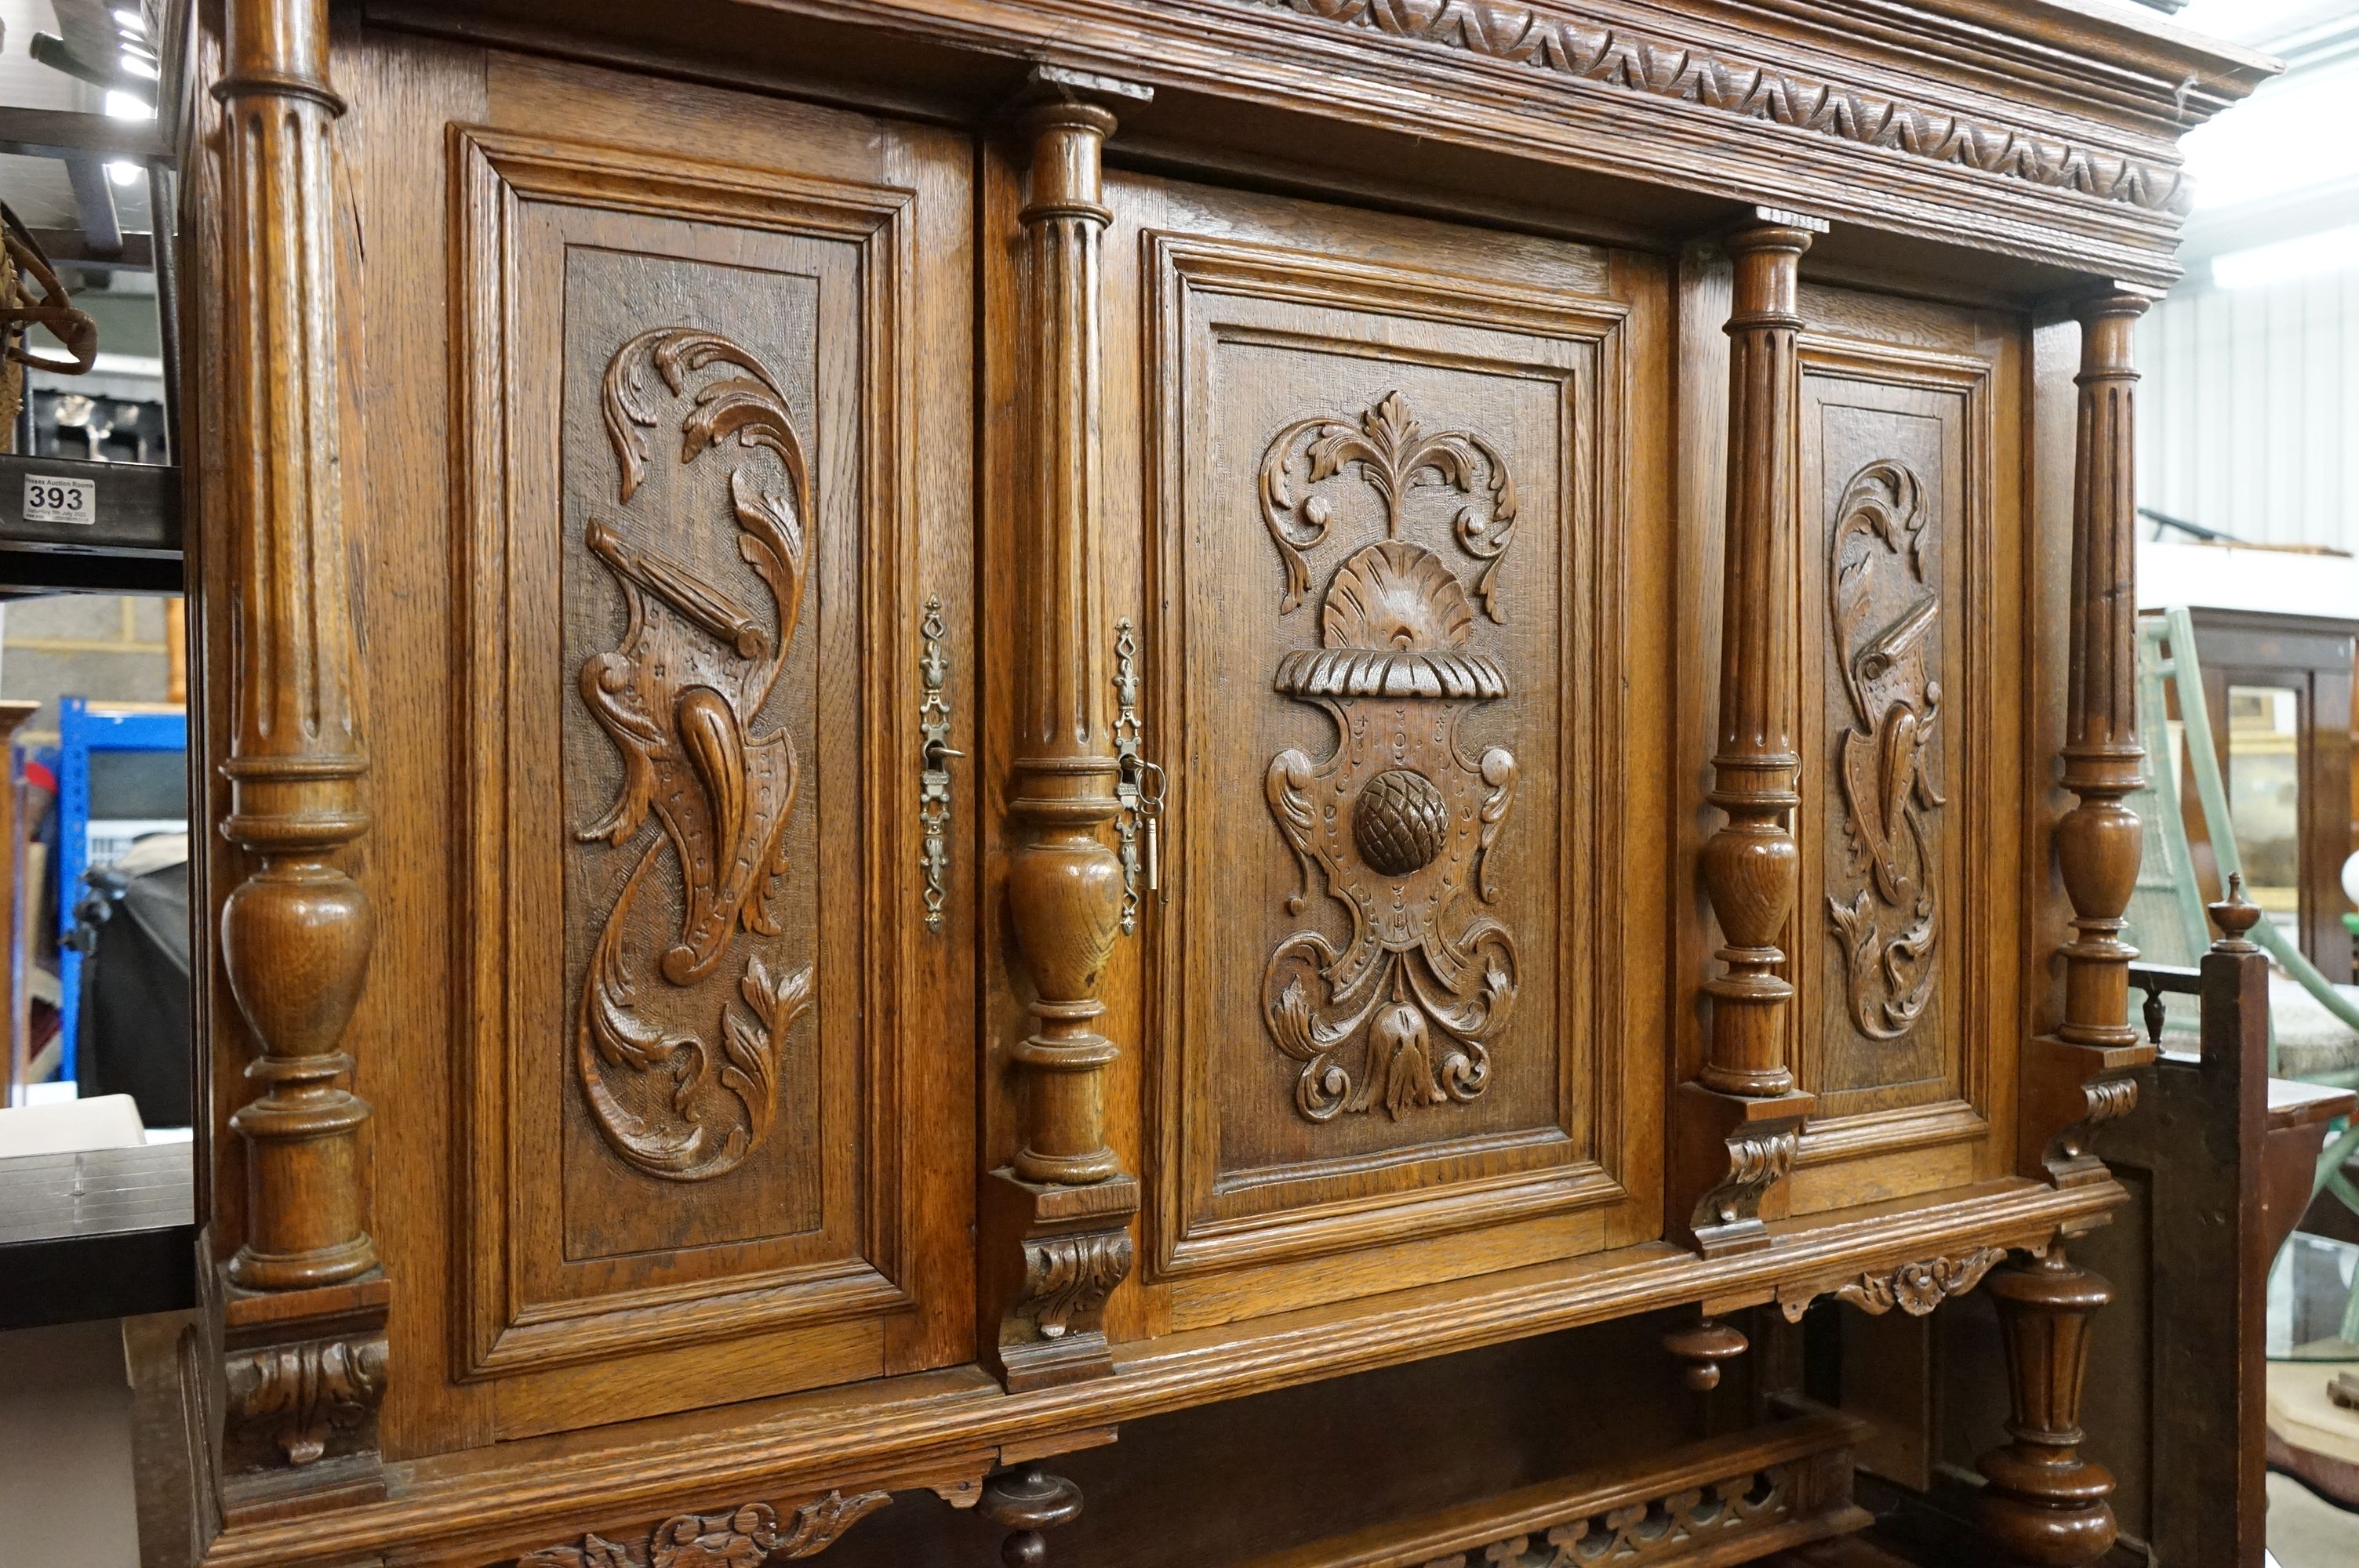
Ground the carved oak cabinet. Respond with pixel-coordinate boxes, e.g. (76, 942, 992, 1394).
(156, 0, 2269, 1563)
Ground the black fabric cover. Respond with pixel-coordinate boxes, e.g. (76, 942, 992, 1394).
(75, 857, 191, 1128)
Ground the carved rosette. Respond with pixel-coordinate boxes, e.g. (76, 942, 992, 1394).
(224, 1332, 388, 1468)
(1259, 392, 1521, 1121)
(574, 328, 815, 1182)
(518, 1491, 892, 1568)
(1826, 459, 1943, 1044)
(1777, 1246, 2008, 1321)
(1422, 1466, 1793, 1566)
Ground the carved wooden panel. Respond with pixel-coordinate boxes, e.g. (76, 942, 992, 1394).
(449, 114, 972, 1435)
(1785, 305, 2023, 1210)
(1127, 184, 1667, 1326)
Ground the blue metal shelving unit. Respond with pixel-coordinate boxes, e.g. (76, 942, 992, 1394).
(56, 698, 187, 1080)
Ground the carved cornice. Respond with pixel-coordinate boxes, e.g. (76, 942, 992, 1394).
(1250, 0, 2192, 213)
(1776, 1245, 2008, 1321)
(516, 1491, 892, 1567)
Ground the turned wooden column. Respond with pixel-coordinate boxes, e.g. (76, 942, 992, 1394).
(1976, 1247, 2118, 1566)
(1701, 217, 1813, 1098)
(2056, 294, 2148, 1050)
(2023, 293, 2157, 1187)
(1007, 93, 1125, 1189)
(209, 0, 387, 1518)
(216, 0, 374, 1294)
(1675, 212, 1823, 1256)
(982, 71, 1146, 1392)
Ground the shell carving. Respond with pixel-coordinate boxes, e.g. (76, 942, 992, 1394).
(1259, 392, 1521, 1121)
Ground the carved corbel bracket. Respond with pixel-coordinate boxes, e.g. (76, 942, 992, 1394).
(2021, 1035, 2146, 1188)
(1773, 1245, 2009, 1322)
(1671, 1080, 1812, 1257)
(218, 1276, 391, 1523)
(981, 1171, 1139, 1391)
(516, 1489, 893, 1567)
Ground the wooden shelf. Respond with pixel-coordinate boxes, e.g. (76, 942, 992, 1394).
(0, 454, 182, 594)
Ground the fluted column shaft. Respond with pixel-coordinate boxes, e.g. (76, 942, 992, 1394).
(2056, 296, 2149, 1048)
(1701, 223, 1812, 1096)
(1005, 103, 1123, 1185)
(215, 0, 376, 1290)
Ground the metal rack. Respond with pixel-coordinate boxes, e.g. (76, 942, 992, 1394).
(2, 72, 181, 597)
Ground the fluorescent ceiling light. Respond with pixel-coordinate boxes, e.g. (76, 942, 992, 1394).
(105, 160, 141, 187)
(2211, 221, 2359, 289)
(102, 89, 152, 121)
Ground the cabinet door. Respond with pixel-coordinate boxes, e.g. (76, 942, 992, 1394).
(447, 67, 973, 1436)
(1786, 286, 2025, 1210)
(1097, 176, 1670, 1330)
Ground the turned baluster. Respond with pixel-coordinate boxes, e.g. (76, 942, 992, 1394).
(982, 1467, 1085, 1568)
(1976, 1247, 2118, 1566)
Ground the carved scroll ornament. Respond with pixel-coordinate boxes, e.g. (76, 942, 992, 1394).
(518, 1491, 892, 1568)
(1826, 459, 1942, 1044)
(576, 328, 815, 1182)
(1777, 1245, 2008, 1321)
(1260, 392, 1521, 1121)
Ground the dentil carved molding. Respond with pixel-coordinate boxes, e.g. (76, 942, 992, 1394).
(576, 327, 815, 1181)
(1423, 1465, 1794, 1566)
(1251, 0, 2190, 214)
(224, 1332, 388, 1468)
(518, 1491, 892, 1568)
(1777, 1246, 2008, 1321)
(1826, 459, 1942, 1044)
(1260, 392, 1521, 1121)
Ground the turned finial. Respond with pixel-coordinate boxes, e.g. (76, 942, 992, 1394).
(2208, 872, 2262, 953)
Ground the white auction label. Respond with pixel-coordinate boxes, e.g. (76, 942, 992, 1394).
(21, 474, 96, 526)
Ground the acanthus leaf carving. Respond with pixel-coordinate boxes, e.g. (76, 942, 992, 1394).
(1692, 1124, 1798, 1232)
(575, 327, 815, 1182)
(1250, 0, 2191, 216)
(517, 1491, 893, 1568)
(1017, 1229, 1136, 1341)
(1826, 459, 1942, 1045)
(223, 1331, 388, 1468)
(1259, 394, 1521, 1123)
